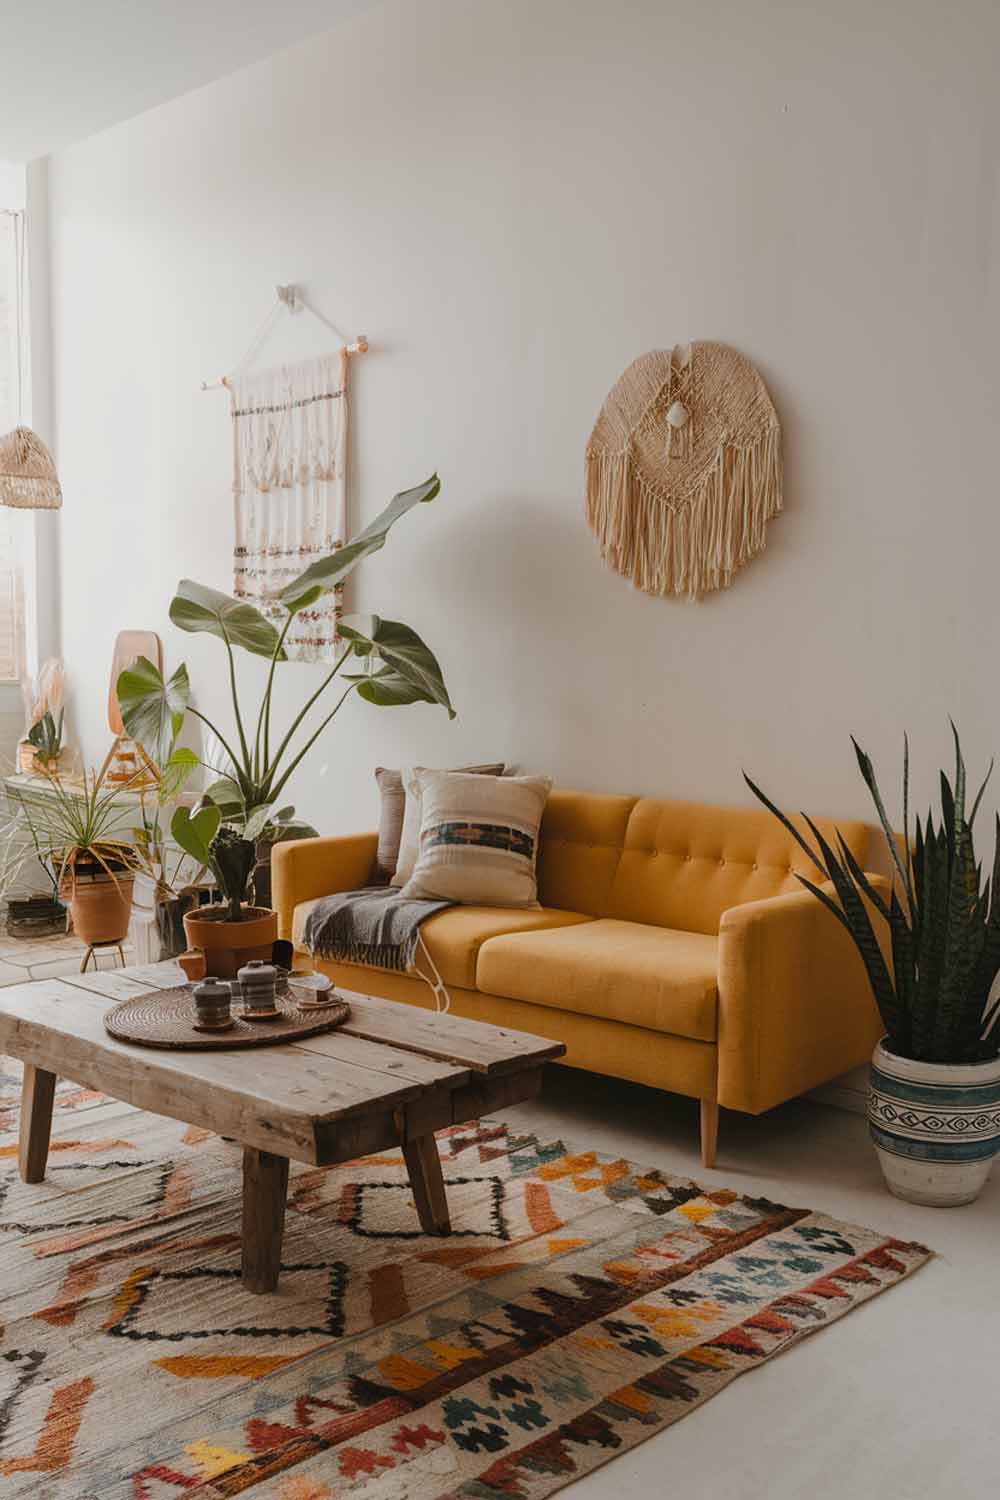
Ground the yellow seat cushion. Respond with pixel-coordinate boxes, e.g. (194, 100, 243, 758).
(291, 899, 593, 990)
(476, 918, 719, 1041)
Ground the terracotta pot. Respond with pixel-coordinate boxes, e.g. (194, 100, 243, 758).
(63, 872, 134, 946)
(182, 905, 278, 980)
(868, 1039, 1000, 1207)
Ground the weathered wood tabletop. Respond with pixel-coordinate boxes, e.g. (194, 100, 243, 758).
(0, 960, 565, 1292)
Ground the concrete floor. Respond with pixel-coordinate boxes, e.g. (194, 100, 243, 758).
(0, 930, 134, 982)
(502, 1067, 999, 1500)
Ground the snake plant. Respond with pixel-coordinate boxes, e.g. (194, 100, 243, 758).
(746, 726, 1000, 1064)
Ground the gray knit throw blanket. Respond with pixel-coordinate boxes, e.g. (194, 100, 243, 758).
(302, 885, 455, 973)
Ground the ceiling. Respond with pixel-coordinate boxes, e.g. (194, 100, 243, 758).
(0, 0, 380, 161)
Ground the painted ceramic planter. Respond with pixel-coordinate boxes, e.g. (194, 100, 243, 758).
(868, 1039, 1000, 1207)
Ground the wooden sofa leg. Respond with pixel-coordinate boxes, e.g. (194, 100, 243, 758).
(700, 1099, 719, 1170)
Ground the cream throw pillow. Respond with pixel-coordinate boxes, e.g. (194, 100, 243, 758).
(400, 770, 553, 907)
(392, 763, 504, 886)
(377, 763, 504, 884)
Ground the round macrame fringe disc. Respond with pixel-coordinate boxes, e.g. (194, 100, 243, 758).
(0, 426, 63, 510)
(586, 342, 781, 600)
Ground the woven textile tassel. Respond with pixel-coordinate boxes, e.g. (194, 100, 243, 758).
(585, 343, 782, 600)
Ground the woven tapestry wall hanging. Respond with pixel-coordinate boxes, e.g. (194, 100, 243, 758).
(585, 341, 782, 600)
(232, 350, 348, 660)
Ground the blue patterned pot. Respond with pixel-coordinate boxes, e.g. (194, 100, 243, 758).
(868, 1040, 1000, 1206)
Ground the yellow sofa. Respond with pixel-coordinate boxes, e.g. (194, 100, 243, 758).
(272, 790, 885, 1166)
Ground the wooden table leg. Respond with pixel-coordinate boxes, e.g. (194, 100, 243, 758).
(19, 1064, 57, 1184)
(403, 1134, 451, 1235)
(242, 1146, 289, 1293)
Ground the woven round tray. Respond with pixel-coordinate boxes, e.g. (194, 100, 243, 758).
(104, 984, 351, 1050)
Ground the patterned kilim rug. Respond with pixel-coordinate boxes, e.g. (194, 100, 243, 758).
(0, 1055, 930, 1500)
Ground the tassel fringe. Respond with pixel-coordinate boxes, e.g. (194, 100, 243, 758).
(586, 426, 782, 601)
(309, 934, 422, 972)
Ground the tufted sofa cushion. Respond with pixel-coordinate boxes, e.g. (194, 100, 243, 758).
(293, 898, 593, 989)
(477, 919, 719, 1040)
(535, 790, 637, 914)
(606, 799, 869, 936)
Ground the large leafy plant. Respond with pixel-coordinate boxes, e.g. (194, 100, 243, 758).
(117, 476, 453, 912)
(746, 727, 1000, 1065)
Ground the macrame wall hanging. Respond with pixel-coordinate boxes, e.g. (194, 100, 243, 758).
(585, 342, 782, 600)
(230, 351, 348, 660)
(202, 285, 368, 662)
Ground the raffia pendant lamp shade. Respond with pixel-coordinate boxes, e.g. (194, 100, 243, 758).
(0, 426, 63, 509)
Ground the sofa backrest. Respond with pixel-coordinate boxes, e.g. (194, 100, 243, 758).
(537, 790, 869, 935)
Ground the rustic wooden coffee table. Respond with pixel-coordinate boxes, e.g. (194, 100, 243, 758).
(0, 962, 564, 1292)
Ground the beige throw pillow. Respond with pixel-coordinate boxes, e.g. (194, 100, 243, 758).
(376, 762, 504, 885)
(400, 770, 553, 907)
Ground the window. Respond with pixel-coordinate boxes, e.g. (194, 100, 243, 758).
(0, 194, 28, 684)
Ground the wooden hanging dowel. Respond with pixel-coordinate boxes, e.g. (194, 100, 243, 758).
(200, 286, 369, 390)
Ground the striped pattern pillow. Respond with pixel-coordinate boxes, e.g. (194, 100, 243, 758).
(400, 770, 553, 907)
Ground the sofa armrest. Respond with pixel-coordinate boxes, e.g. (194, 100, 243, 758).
(716, 875, 889, 1114)
(271, 832, 378, 942)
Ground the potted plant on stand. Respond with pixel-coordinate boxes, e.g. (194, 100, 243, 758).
(747, 726, 1000, 1207)
(12, 758, 140, 951)
(117, 475, 454, 973)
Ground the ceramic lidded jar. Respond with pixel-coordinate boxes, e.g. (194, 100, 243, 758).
(237, 958, 279, 1017)
(192, 976, 232, 1030)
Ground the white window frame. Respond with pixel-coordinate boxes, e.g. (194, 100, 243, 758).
(0, 161, 46, 686)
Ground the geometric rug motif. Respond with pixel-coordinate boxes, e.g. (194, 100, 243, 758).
(0, 1056, 932, 1499)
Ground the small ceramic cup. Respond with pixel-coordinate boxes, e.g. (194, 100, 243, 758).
(237, 959, 279, 1018)
(192, 976, 233, 1030)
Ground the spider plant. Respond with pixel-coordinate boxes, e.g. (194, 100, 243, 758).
(10, 750, 143, 891)
(746, 725, 1000, 1065)
(117, 475, 454, 879)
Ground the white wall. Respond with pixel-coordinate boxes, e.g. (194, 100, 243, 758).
(45, 0, 1000, 839)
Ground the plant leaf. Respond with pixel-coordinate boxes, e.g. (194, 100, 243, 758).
(340, 616, 454, 718)
(851, 736, 914, 915)
(158, 746, 200, 803)
(200, 775, 246, 818)
(279, 475, 440, 615)
(169, 580, 288, 660)
(267, 819, 319, 843)
(742, 774, 826, 874)
(170, 804, 220, 865)
(241, 804, 274, 843)
(117, 657, 191, 766)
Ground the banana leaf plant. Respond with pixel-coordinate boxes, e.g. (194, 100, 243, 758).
(116, 476, 453, 911)
(746, 726, 1000, 1065)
